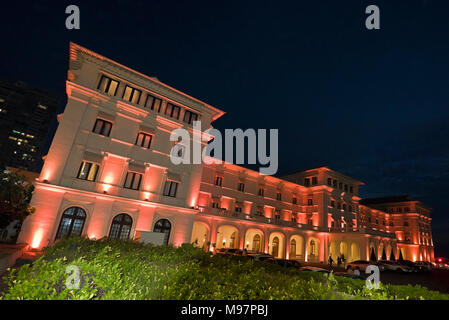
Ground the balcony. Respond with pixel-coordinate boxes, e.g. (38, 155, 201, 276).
(198, 207, 322, 231)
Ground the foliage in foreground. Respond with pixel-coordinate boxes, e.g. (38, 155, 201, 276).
(1, 237, 448, 300)
(0, 169, 35, 229)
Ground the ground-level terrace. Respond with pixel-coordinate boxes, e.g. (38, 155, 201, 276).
(20, 183, 433, 263)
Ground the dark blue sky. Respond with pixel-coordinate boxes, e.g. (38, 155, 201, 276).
(1, 0, 448, 256)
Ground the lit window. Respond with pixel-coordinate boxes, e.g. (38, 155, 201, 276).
(37, 104, 48, 110)
(183, 110, 198, 125)
(124, 171, 142, 190)
(135, 132, 153, 149)
(77, 161, 99, 181)
(97, 75, 119, 96)
(145, 94, 162, 112)
(163, 180, 179, 197)
(92, 119, 112, 137)
(122, 85, 142, 104)
(165, 103, 181, 119)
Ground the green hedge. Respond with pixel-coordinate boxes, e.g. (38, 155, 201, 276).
(1, 237, 448, 300)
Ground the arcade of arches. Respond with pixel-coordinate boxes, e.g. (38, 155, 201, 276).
(191, 220, 401, 262)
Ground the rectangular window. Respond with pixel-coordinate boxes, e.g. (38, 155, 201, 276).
(183, 110, 199, 125)
(237, 182, 245, 192)
(77, 161, 99, 181)
(97, 75, 119, 96)
(312, 177, 318, 185)
(292, 197, 297, 205)
(349, 186, 353, 193)
(235, 205, 242, 213)
(124, 172, 142, 190)
(327, 178, 332, 186)
(214, 176, 223, 186)
(163, 180, 178, 197)
(258, 188, 264, 197)
(331, 201, 335, 208)
(333, 180, 337, 187)
(344, 184, 348, 192)
(304, 178, 310, 186)
(122, 85, 142, 104)
(212, 200, 219, 208)
(165, 103, 181, 119)
(92, 119, 112, 137)
(145, 94, 162, 112)
(276, 192, 282, 201)
(307, 199, 313, 205)
(275, 212, 281, 221)
(339, 182, 343, 189)
(135, 132, 153, 149)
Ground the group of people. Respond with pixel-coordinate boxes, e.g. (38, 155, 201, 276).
(328, 253, 346, 268)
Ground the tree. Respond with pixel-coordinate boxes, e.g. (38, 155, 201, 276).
(0, 170, 35, 229)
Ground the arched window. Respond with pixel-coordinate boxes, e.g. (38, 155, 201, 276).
(153, 219, 171, 245)
(252, 234, 261, 252)
(290, 239, 297, 259)
(55, 207, 86, 239)
(109, 214, 133, 239)
(272, 236, 279, 257)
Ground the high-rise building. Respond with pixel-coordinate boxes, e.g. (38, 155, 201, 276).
(17, 43, 434, 263)
(0, 80, 58, 172)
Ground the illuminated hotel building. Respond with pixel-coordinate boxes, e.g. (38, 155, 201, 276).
(17, 43, 434, 262)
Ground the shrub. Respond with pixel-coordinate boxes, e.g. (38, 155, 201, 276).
(1, 237, 448, 300)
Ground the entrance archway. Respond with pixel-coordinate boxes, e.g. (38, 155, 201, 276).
(216, 225, 239, 249)
(191, 221, 209, 250)
(244, 229, 264, 252)
(269, 232, 285, 258)
(290, 235, 304, 260)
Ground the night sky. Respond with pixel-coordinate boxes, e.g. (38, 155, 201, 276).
(1, 1, 448, 256)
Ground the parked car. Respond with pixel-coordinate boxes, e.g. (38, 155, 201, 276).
(216, 248, 243, 256)
(436, 258, 449, 269)
(396, 260, 419, 272)
(378, 260, 413, 272)
(265, 258, 302, 269)
(299, 266, 330, 273)
(247, 252, 274, 261)
(414, 261, 433, 272)
(346, 260, 385, 272)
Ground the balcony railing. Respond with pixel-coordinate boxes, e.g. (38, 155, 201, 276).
(198, 207, 322, 231)
(197, 207, 396, 238)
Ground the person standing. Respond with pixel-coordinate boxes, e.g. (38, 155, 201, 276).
(328, 255, 334, 267)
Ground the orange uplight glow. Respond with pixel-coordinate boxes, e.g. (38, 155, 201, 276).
(142, 191, 151, 201)
(31, 229, 44, 249)
(102, 183, 111, 193)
